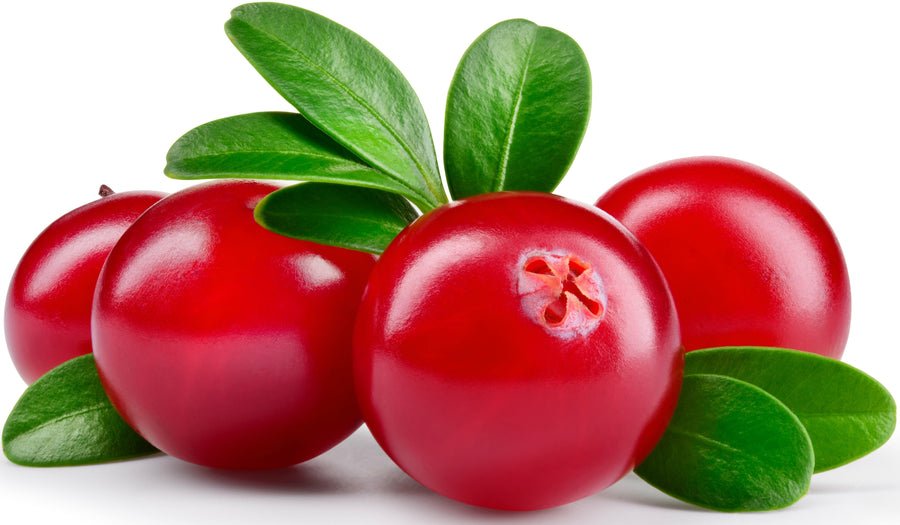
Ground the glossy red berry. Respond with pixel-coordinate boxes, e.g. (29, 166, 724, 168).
(5, 187, 165, 384)
(92, 180, 376, 470)
(595, 156, 851, 359)
(354, 191, 683, 511)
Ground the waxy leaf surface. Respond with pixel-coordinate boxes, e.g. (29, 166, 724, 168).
(165, 112, 429, 207)
(635, 374, 813, 512)
(444, 19, 591, 199)
(685, 346, 897, 472)
(255, 182, 419, 254)
(226, 2, 446, 210)
(3, 355, 158, 467)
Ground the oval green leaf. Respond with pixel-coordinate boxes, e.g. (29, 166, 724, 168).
(226, 3, 446, 211)
(444, 19, 591, 199)
(165, 112, 437, 211)
(635, 374, 813, 512)
(255, 182, 419, 254)
(685, 346, 897, 472)
(3, 354, 158, 467)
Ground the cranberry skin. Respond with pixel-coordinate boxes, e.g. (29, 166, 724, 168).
(595, 156, 851, 359)
(5, 189, 165, 384)
(92, 180, 376, 470)
(354, 192, 683, 510)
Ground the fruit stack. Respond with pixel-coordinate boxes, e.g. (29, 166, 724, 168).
(2, 2, 895, 514)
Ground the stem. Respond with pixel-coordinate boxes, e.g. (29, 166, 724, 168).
(99, 185, 115, 197)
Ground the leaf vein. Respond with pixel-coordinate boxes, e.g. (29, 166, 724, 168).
(797, 411, 894, 419)
(10, 403, 111, 446)
(494, 34, 537, 193)
(666, 426, 764, 463)
(171, 150, 376, 166)
(267, 210, 402, 229)
(234, 20, 440, 206)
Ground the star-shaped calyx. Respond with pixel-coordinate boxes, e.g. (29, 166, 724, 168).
(517, 250, 607, 337)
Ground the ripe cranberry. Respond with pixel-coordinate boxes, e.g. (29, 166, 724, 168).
(92, 180, 376, 469)
(354, 191, 683, 510)
(595, 156, 851, 359)
(5, 186, 165, 384)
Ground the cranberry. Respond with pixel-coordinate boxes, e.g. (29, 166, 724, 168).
(353, 191, 683, 510)
(595, 156, 851, 359)
(5, 186, 165, 383)
(92, 180, 376, 469)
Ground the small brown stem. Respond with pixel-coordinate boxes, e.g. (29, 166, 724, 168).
(99, 185, 115, 197)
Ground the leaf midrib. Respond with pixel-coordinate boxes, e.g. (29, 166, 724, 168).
(493, 32, 538, 193)
(230, 18, 442, 207)
(666, 426, 765, 464)
(169, 150, 379, 167)
(795, 410, 894, 420)
(8, 402, 109, 448)
(263, 208, 396, 254)
(265, 208, 405, 229)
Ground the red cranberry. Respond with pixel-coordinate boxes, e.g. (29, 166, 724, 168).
(596, 156, 851, 359)
(354, 191, 683, 510)
(92, 180, 376, 469)
(5, 186, 165, 383)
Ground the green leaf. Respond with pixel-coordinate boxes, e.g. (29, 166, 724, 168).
(685, 346, 897, 472)
(635, 374, 813, 512)
(165, 112, 435, 210)
(444, 19, 591, 199)
(225, 2, 446, 211)
(255, 182, 419, 254)
(3, 355, 158, 467)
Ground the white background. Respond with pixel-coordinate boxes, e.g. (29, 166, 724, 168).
(1, 1, 898, 523)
